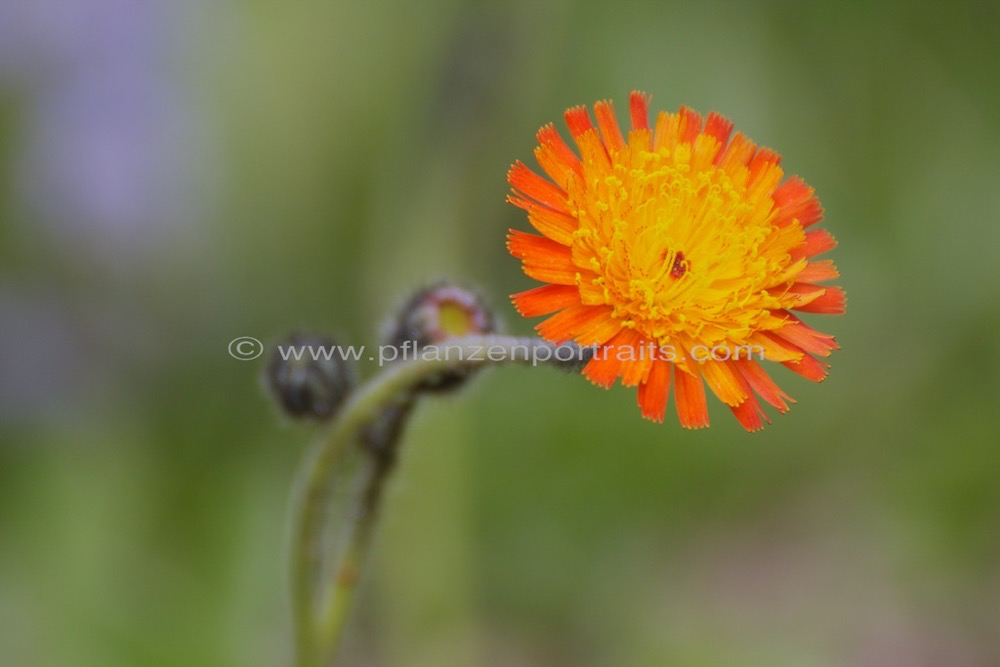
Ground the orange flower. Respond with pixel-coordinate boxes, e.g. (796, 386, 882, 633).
(507, 92, 844, 431)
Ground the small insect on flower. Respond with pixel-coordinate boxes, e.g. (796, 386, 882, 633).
(507, 91, 844, 431)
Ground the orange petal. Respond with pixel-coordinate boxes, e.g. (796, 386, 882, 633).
(748, 154, 783, 197)
(731, 359, 793, 413)
(629, 91, 651, 132)
(654, 109, 700, 152)
(537, 124, 581, 171)
(535, 124, 582, 188)
(703, 112, 733, 153)
(570, 123, 611, 170)
(716, 131, 756, 169)
(520, 265, 578, 286)
(637, 359, 672, 423)
(782, 311, 838, 336)
(700, 359, 748, 407)
(679, 106, 703, 144)
(788, 197, 824, 228)
(537, 304, 615, 344)
(729, 391, 770, 432)
(621, 350, 654, 386)
(747, 331, 804, 363)
(511, 284, 580, 317)
(728, 362, 771, 431)
(691, 134, 724, 172)
(768, 318, 838, 358)
(773, 176, 824, 228)
(791, 228, 838, 260)
(612, 330, 654, 387)
(506, 197, 577, 245)
(768, 282, 827, 310)
(772, 175, 810, 207)
(507, 230, 578, 285)
(594, 100, 626, 152)
(782, 352, 830, 382)
(574, 308, 625, 346)
(528, 205, 576, 246)
(797, 259, 840, 283)
(583, 354, 619, 388)
(507, 229, 568, 261)
(764, 328, 830, 359)
(508, 161, 568, 212)
(564, 105, 594, 138)
(652, 111, 675, 151)
(749, 146, 781, 174)
(793, 286, 846, 314)
(770, 317, 837, 373)
(582, 328, 634, 388)
(674, 366, 709, 429)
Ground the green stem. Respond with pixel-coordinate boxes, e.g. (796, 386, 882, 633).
(290, 335, 588, 667)
(313, 431, 398, 664)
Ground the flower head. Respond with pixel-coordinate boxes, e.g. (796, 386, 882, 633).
(507, 92, 844, 430)
(266, 333, 355, 421)
(382, 283, 497, 393)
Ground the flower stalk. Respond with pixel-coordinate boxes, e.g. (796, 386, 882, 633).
(289, 334, 589, 667)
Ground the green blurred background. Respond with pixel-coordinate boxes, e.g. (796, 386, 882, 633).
(2, 0, 998, 665)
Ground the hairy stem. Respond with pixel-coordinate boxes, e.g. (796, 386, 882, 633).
(290, 335, 589, 667)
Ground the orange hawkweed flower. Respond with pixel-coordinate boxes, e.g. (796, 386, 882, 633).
(506, 92, 844, 431)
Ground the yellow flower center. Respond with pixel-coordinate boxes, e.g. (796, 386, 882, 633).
(437, 299, 477, 337)
(568, 135, 806, 349)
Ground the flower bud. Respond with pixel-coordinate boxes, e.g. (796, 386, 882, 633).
(383, 283, 496, 392)
(265, 332, 355, 420)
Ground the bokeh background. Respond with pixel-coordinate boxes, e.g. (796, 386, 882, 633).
(2, 0, 999, 665)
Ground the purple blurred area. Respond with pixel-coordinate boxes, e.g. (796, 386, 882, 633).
(0, 0, 202, 254)
(0, 0, 208, 422)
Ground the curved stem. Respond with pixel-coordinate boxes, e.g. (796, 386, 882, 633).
(290, 335, 589, 667)
(313, 436, 397, 664)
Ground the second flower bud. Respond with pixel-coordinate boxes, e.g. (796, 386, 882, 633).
(382, 283, 496, 392)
